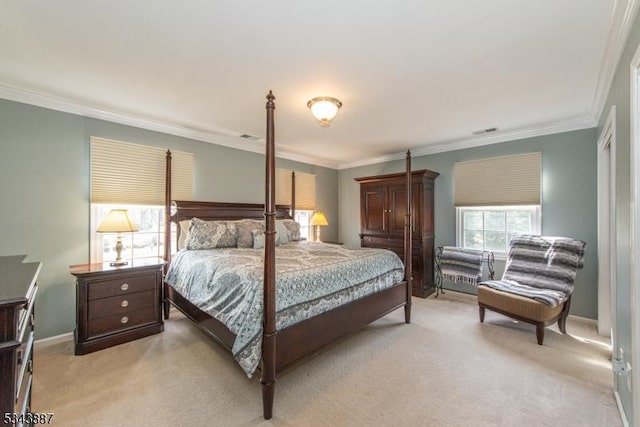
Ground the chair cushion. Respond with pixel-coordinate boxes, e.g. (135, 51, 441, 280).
(478, 285, 564, 322)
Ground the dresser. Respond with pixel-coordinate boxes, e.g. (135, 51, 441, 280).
(71, 258, 164, 355)
(355, 169, 439, 297)
(0, 255, 40, 424)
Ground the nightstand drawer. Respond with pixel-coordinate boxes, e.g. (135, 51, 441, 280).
(88, 306, 158, 337)
(88, 273, 157, 300)
(88, 290, 157, 319)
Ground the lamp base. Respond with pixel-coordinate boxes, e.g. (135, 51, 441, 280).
(110, 234, 128, 267)
(109, 260, 128, 267)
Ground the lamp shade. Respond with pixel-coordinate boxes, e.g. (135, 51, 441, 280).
(307, 97, 342, 127)
(310, 211, 329, 226)
(97, 209, 139, 233)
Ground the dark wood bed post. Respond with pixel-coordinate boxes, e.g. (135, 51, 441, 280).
(404, 150, 412, 324)
(262, 90, 277, 420)
(291, 171, 296, 218)
(163, 150, 172, 319)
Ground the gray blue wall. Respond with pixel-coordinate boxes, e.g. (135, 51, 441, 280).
(339, 128, 598, 319)
(0, 99, 338, 339)
(597, 6, 640, 423)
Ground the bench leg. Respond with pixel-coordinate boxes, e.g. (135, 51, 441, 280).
(536, 323, 545, 345)
(557, 296, 572, 334)
(479, 305, 485, 322)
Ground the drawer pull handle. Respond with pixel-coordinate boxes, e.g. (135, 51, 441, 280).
(120, 300, 129, 308)
(121, 316, 129, 324)
(120, 283, 129, 291)
(17, 349, 23, 364)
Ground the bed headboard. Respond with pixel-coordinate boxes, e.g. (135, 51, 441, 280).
(170, 200, 293, 223)
(168, 200, 293, 256)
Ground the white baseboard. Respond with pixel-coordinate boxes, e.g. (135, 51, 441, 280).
(614, 390, 630, 427)
(568, 314, 598, 326)
(34, 332, 73, 348)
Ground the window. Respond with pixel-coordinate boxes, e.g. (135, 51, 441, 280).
(454, 153, 541, 257)
(90, 137, 191, 263)
(276, 168, 317, 241)
(91, 204, 178, 263)
(294, 210, 313, 241)
(456, 206, 541, 255)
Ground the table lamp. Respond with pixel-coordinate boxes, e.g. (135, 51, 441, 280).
(97, 209, 139, 266)
(310, 211, 328, 242)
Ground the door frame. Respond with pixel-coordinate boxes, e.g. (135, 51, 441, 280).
(597, 106, 617, 341)
(629, 44, 640, 427)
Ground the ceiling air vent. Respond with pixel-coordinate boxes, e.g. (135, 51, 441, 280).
(472, 127, 498, 136)
(240, 134, 260, 141)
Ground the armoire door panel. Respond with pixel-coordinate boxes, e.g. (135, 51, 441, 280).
(388, 185, 407, 236)
(361, 186, 387, 235)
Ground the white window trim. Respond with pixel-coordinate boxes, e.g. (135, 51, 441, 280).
(455, 205, 541, 260)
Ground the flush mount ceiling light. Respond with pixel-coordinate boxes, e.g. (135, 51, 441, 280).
(307, 96, 342, 127)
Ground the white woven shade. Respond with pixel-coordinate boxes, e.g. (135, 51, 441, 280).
(275, 168, 316, 210)
(454, 152, 541, 206)
(91, 137, 193, 205)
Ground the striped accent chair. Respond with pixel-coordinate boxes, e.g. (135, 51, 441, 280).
(477, 235, 586, 345)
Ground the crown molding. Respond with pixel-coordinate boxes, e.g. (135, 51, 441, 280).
(0, 83, 339, 169)
(0, 82, 603, 172)
(590, 0, 640, 125)
(338, 115, 596, 170)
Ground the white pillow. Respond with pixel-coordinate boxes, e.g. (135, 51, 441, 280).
(177, 220, 191, 250)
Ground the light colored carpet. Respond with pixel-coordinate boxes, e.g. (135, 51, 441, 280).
(33, 292, 621, 426)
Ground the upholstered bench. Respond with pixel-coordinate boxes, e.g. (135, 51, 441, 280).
(478, 286, 570, 345)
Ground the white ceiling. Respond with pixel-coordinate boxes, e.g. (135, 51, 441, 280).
(0, 1, 637, 169)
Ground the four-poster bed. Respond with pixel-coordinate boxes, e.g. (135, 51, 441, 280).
(162, 91, 414, 419)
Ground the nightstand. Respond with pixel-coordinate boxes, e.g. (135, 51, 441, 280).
(70, 258, 164, 355)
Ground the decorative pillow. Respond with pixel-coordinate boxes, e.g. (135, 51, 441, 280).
(187, 218, 237, 250)
(275, 220, 289, 245)
(252, 229, 266, 249)
(236, 219, 265, 248)
(280, 219, 301, 241)
(177, 219, 191, 250)
(252, 229, 282, 249)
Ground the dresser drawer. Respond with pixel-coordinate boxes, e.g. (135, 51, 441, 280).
(15, 329, 33, 401)
(88, 306, 159, 337)
(17, 287, 37, 342)
(88, 290, 158, 320)
(88, 273, 157, 300)
(362, 236, 396, 247)
(15, 373, 32, 425)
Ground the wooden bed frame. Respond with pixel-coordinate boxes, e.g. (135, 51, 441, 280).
(162, 91, 413, 419)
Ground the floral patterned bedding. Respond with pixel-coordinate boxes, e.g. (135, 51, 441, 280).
(164, 241, 405, 376)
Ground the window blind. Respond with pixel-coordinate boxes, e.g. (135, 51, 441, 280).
(91, 137, 193, 205)
(454, 152, 541, 206)
(275, 168, 316, 210)
(295, 171, 316, 210)
(275, 168, 292, 205)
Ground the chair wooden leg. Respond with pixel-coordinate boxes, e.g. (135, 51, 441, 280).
(536, 323, 545, 345)
(479, 305, 485, 322)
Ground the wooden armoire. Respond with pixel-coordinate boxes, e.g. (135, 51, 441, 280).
(355, 169, 439, 297)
